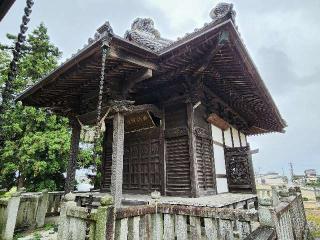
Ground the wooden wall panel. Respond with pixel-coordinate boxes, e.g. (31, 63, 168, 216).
(165, 103, 187, 129)
(195, 135, 216, 194)
(164, 103, 191, 196)
(165, 134, 191, 196)
(194, 105, 210, 131)
(194, 106, 216, 195)
(100, 124, 113, 192)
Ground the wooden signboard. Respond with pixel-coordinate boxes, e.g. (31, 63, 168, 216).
(125, 111, 155, 133)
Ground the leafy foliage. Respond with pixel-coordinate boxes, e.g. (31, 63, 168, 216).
(306, 178, 320, 188)
(0, 23, 92, 191)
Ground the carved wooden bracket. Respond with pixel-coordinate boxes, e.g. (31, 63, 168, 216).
(193, 127, 212, 140)
(207, 113, 230, 130)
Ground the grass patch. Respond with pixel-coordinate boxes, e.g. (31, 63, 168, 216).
(13, 233, 24, 240)
(43, 223, 55, 231)
(33, 232, 42, 240)
(306, 209, 320, 238)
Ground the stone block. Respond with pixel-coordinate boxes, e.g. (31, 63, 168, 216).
(0, 192, 21, 240)
(36, 189, 49, 228)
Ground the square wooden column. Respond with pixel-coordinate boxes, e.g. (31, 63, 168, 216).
(110, 112, 125, 208)
(187, 102, 200, 197)
(65, 119, 81, 193)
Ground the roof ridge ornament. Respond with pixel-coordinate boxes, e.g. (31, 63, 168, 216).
(95, 21, 114, 42)
(209, 2, 236, 23)
(124, 18, 172, 52)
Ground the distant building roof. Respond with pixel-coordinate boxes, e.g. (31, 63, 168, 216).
(304, 169, 316, 175)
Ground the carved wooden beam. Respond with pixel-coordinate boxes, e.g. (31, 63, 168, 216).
(77, 103, 162, 125)
(109, 48, 158, 70)
(122, 68, 152, 96)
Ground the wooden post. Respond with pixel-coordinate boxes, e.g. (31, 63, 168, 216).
(110, 112, 125, 208)
(65, 119, 81, 193)
(187, 102, 200, 197)
(160, 107, 166, 195)
(248, 144, 257, 194)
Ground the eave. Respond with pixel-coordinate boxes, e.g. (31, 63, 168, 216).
(0, 0, 15, 22)
(16, 18, 286, 135)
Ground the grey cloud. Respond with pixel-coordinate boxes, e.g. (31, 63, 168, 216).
(255, 47, 299, 93)
(0, 0, 171, 59)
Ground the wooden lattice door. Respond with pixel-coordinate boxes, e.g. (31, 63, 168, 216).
(123, 129, 161, 193)
(100, 128, 161, 193)
(224, 146, 256, 193)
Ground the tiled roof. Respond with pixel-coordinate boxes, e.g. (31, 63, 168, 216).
(124, 2, 236, 53)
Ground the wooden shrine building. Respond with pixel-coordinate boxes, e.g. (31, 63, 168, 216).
(17, 3, 286, 207)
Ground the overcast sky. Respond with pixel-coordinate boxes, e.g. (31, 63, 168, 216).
(1, 0, 319, 176)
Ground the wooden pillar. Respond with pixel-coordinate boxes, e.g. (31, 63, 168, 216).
(110, 112, 125, 208)
(248, 145, 257, 194)
(65, 119, 81, 193)
(159, 107, 166, 195)
(187, 102, 200, 197)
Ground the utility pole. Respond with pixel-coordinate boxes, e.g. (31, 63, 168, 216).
(289, 162, 294, 185)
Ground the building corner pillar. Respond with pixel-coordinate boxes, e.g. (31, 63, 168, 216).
(187, 102, 200, 197)
(110, 112, 125, 208)
(65, 118, 81, 193)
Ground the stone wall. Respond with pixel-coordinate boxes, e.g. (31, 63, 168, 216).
(57, 193, 260, 240)
(57, 193, 114, 240)
(0, 190, 63, 240)
(257, 186, 311, 240)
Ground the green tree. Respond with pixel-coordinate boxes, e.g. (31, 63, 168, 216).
(0, 23, 72, 191)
